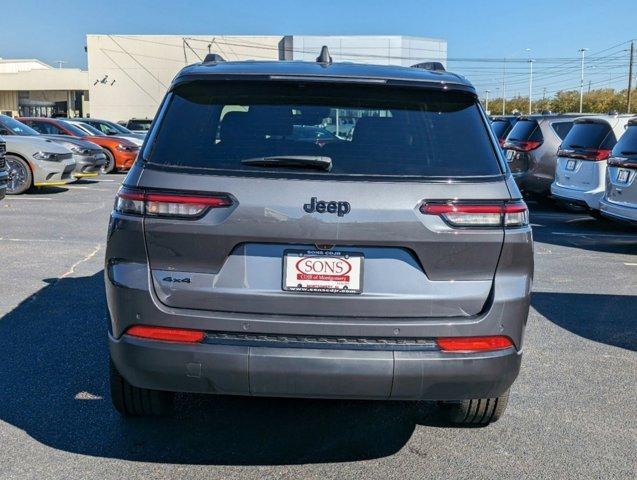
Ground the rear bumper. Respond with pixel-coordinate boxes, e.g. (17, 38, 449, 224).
(551, 183, 604, 210)
(599, 197, 637, 223)
(110, 333, 521, 400)
(0, 169, 7, 200)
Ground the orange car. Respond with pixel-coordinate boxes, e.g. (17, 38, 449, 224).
(18, 117, 140, 173)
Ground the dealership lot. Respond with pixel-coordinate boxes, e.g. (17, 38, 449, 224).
(0, 176, 635, 479)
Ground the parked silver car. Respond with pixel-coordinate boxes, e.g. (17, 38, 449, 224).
(503, 114, 580, 194)
(0, 115, 105, 180)
(551, 115, 632, 213)
(2, 135, 75, 195)
(600, 117, 637, 223)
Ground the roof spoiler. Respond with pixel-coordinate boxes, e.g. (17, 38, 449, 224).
(202, 53, 226, 64)
(411, 61, 446, 72)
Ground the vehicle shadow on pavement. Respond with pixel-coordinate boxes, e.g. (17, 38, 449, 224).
(532, 292, 636, 351)
(25, 186, 69, 195)
(0, 272, 448, 465)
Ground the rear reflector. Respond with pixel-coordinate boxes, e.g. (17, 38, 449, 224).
(421, 201, 529, 228)
(436, 336, 514, 352)
(115, 187, 232, 217)
(126, 325, 205, 343)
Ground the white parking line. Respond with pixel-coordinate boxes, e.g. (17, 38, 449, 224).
(4, 197, 52, 201)
(625, 262, 637, 266)
(551, 231, 637, 238)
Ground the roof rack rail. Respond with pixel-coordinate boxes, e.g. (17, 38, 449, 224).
(411, 61, 445, 72)
(202, 53, 225, 64)
(316, 46, 332, 65)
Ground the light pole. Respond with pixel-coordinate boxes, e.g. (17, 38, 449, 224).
(485, 89, 491, 113)
(579, 48, 588, 113)
(502, 58, 507, 115)
(528, 59, 534, 114)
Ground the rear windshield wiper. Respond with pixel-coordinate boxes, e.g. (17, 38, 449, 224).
(241, 156, 332, 171)
(620, 150, 637, 156)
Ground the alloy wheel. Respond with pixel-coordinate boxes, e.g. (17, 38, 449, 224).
(6, 157, 28, 194)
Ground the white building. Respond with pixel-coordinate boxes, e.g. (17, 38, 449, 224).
(0, 59, 88, 117)
(86, 35, 447, 121)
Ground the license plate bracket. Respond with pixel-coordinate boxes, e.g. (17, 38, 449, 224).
(566, 159, 577, 171)
(282, 250, 363, 294)
(617, 169, 630, 183)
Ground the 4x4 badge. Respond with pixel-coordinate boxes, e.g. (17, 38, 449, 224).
(303, 197, 351, 217)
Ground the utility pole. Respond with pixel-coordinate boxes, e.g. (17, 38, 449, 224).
(628, 41, 634, 114)
(528, 58, 534, 114)
(579, 48, 588, 113)
(485, 89, 491, 112)
(502, 58, 507, 115)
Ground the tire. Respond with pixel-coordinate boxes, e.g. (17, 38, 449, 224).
(438, 389, 509, 426)
(5, 155, 33, 195)
(109, 359, 174, 416)
(589, 210, 605, 221)
(100, 149, 116, 174)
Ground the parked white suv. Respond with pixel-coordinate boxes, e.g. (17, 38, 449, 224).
(551, 115, 632, 213)
(3, 135, 75, 195)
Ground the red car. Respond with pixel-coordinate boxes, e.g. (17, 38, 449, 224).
(18, 117, 139, 173)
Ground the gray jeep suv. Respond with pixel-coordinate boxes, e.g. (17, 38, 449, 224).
(106, 51, 534, 425)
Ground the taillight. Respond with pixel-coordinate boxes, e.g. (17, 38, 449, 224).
(126, 325, 205, 343)
(558, 148, 611, 161)
(503, 140, 542, 152)
(436, 336, 514, 353)
(420, 201, 529, 228)
(114, 187, 232, 218)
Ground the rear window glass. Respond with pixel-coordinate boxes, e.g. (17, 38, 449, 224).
(146, 81, 502, 178)
(507, 120, 542, 142)
(562, 122, 616, 149)
(491, 119, 512, 139)
(612, 124, 637, 156)
(551, 121, 574, 140)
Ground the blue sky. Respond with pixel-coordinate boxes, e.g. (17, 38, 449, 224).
(1, 0, 635, 98)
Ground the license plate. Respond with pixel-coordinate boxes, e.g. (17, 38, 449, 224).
(506, 150, 516, 162)
(283, 250, 363, 294)
(566, 160, 577, 171)
(617, 169, 630, 183)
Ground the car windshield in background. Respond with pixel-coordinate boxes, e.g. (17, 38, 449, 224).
(611, 124, 637, 156)
(491, 120, 511, 138)
(57, 121, 92, 137)
(562, 121, 615, 149)
(109, 122, 134, 134)
(146, 81, 501, 178)
(129, 120, 151, 130)
(507, 120, 542, 142)
(73, 122, 104, 136)
(0, 115, 39, 136)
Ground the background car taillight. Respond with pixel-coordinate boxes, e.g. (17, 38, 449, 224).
(557, 148, 611, 161)
(421, 201, 529, 228)
(503, 140, 542, 152)
(114, 187, 232, 218)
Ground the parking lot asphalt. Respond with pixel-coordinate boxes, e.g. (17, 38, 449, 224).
(0, 175, 635, 480)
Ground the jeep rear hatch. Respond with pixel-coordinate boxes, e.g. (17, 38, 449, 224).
(133, 80, 517, 318)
